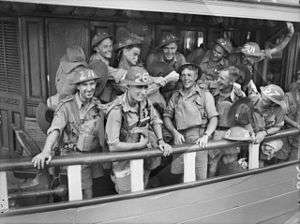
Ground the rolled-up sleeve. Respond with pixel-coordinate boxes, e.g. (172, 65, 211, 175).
(204, 91, 219, 119)
(105, 107, 122, 147)
(47, 107, 67, 135)
(163, 94, 176, 118)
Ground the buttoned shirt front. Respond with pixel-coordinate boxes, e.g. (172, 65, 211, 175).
(164, 85, 218, 131)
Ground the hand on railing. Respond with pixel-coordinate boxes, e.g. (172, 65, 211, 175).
(158, 140, 173, 156)
(195, 134, 209, 149)
(32, 151, 52, 169)
(253, 130, 267, 144)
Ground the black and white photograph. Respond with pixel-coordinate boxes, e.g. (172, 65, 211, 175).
(0, 0, 299, 223)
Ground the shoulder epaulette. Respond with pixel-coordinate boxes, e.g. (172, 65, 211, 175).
(55, 95, 74, 112)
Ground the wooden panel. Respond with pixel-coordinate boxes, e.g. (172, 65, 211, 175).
(46, 18, 89, 95)
(20, 17, 47, 117)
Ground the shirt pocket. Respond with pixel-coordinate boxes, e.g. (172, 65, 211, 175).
(193, 97, 207, 120)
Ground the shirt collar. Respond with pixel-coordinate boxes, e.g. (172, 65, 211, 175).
(75, 93, 95, 109)
(121, 94, 139, 113)
(179, 84, 202, 98)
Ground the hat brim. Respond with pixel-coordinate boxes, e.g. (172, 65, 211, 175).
(157, 39, 178, 49)
(92, 35, 112, 48)
(260, 86, 285, 108)
(178, 63, 202, 78)
(36, 103, 54, 134)
(72, 77, 100, 85)
(114, 41, 143, 52)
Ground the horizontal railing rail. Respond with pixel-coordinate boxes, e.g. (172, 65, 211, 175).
(0, 128, 299, 216)
(0, 128, 298, 171)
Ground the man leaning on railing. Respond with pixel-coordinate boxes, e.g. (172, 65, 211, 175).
(32, 67, 106, 199)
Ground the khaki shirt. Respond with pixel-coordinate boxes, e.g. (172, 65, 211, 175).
(164, 85, 218, 131)
(106, 94, 162, 174)
(146, 51, 186, 71)
(212, 85, 245, 128)
(48, 93, 105, 149)
(199, 50, 230, 85)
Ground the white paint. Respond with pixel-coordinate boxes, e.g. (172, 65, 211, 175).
(6, 0, 300, 22)
(248, 143, 260, 169)
(0, 172, 8, 214)
(67, 165, 82, 201)
(183, 152, 196, 183)
(130, 159, 144, 192)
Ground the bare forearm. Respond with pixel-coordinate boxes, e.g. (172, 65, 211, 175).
(43, 130, 60, 153)
(205, 117, 218, 137)
(164, 116, 177, 135)
(284, 116, 299, 128)
(109, 141, 145, 152)
(265, 126, 281, 135)
(153, 123, 163, 140)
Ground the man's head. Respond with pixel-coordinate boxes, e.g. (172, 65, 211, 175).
(211, 38, 232, 62)
(158, 33, 178, 61)
(260, 84, 285, 108)
(179, 64, 199, 90)
(217, 66, 239, 90)
(241, 42, 263, 65)
(122, 45, 141, 66)
(73, 68, 99, 101)
(124, 66, 150, 102)
(92, 32, 113, 59)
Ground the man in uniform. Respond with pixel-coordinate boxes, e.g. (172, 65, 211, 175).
(164, 63, 218, 180)
(229, 22, 294, 92)
(106, 66, 173, 194)
(32, 67, 105, 199)
(198, 38, 233, 88)
(146, 32, 186, 71)
(90, 31, 127, 102)
(209, 66, 245, 177)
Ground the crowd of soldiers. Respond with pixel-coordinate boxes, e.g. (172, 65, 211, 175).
(31, 21, 299, 199)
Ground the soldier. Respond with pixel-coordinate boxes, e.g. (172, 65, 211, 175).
(90, 31, 127, 103)
(164, 63, 218, 180)
(114, 33, 179, 113)
(146, 32, 186, 71)
(209, 66, 245, 177)
(229, 22, 294, 92)
(198, 38, 233, 88)
(106, 66, 172, 194)
(32, 67, 106, 199)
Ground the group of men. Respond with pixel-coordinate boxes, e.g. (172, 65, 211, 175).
(32, 21, 298, 198)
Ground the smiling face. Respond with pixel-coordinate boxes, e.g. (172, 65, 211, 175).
(217, 70, 233, 90)
(162, 42, 177, 61)
(181, 67, 198, 90)
(77, 80, 97, 101)
(95, 38, 113, 59)
(127, 85, 148, 103)
(123, 46, 141, 66)
(211, 44, 225, 62)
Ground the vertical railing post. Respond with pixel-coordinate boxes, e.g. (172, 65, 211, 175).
(0, 171, 9, 214)
(67, 165, 82, 201)
(183, 152, 196, 183)
(130, 159, 144, 192)
(248, 143, 260, 169)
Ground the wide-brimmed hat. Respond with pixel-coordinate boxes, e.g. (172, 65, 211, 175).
(115, 27, 143, 51)
(223, 126, 253, 142)
(214, 38, 233, 54)
(36, 102, 54, 134)
(178, 62, 202, 78)
(123, 66, 151, 86)
(157, 33, 178, 49)
(227, 97, 254, 127)
(91, 32, 112, 48)
(260, 84, 286, 108)
(72, 67, 100, 85)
